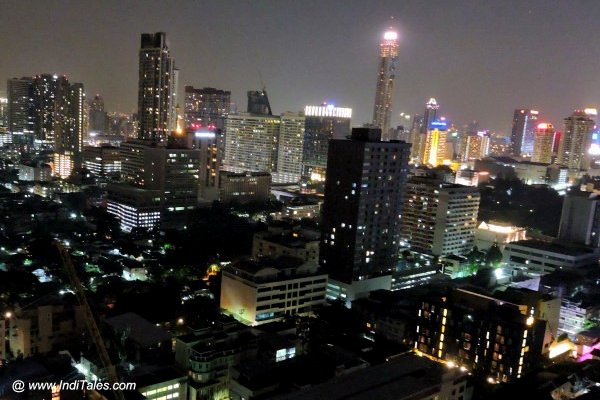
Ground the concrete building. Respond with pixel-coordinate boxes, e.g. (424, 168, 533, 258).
(219, 171, 271, 204)
(320, 128, 410, 300)
(513, 161, 550, 184)
(7, 77, 35, 145)
(17, 163, 52, 182)
(416, 288, 547, 382)
(558, 110, 595, 173)
(532, 123, 555, 164)
(504, 240, 599, 278)
(301, 104, 351, 184)
(439, 254, 471, 279)
(252, 227, 319, 263)
(7, 299, 84, 359)
(223, 113, 281, 173)
(138, 32, 176, 141)
(220, 256, 327, 325)
(401, 176, 480, 257)
(106, 184, 162, 232)
(558, 189, 600, 248)
(474, 221, 527, 251)
(184, 86, 231, 130)
(82, 145, 121, 177)
(274, 112, 305, 183)
(558, 297, 599, 338)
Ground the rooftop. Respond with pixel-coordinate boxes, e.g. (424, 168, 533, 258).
(106, 312, 172, 348)
(506, 240, 597, 257)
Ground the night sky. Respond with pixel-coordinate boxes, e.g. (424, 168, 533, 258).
(2, 0, 600, 133)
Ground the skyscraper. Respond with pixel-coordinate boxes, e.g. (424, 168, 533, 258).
(275, 111, 305, 183)
(558, 110, 595, 172)
(7, 77, 35, 145)
(372, 28, 398, 140)
(421, 120, 448, 166)
(511, 109, 539, 156)
(0, 93, 7, 131)
(184, 86, 231, 130)
(301, 104, 352, 183)
(247, 90, 272, 115)
(401, 176, 480, 257)
(89, 94, 109, 135)
(53, 82, 85, 178)
(558, 190, 600, 248)
(421, 98, 439, 134)
(223, 113, 281, 173)
(320, 128, 410, 296)
(531, 123, 555, 164)
(138, 32, 175, 142)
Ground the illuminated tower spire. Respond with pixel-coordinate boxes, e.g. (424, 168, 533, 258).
(372, 24, 398, 140)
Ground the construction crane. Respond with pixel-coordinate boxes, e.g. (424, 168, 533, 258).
(54, 241, 126, 400)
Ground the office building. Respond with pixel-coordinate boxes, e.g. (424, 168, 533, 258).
(223, 113, 281, 173)
(82, 145, 121, 177)
(422, 119, 448, 166)
(504, 240, 599, 277)
(463, 131, 490, 160)
(88, 93, 109, 135)
(415, 288, 547, 382)
(219, 171, 271, 204)
(247, 89, 272, 115)
(7, 77, 35, 145)
(558, 189, 600, 247)
(138, 32, 175, 142)
(511, 109, 539, 156)
(301, 104, 351, 183)
(252, 227, 320, 263)
(275, 111, 305, 183)
(421, 98, 440, 134)
(187, 127, 221, 202)
(320, 128, 410, 297)
(0, 93, 7, 131)
(372, 28, 398, 139)
(401, 176, 480, 257)
(558, 110, 595, 172)
(220, 256, 327, 325)
(184, 86, 231, 130)
(531, 123, 555, 164)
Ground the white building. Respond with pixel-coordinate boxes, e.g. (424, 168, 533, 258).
(274, 112, 305, 184)
(220, 257, 327, 325)
(504, 240, 599, 277)
(558, 297, 598, 338)
(475, 221, 527, 251)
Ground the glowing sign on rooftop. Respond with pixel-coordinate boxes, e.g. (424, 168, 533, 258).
(585, 108, 598, 116)
(194, 130, 216, 139)
(429, 120, 447, 130)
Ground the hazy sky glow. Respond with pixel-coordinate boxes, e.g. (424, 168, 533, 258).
(2, 0, 600, 133)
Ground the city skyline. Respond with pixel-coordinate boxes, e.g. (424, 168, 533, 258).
(2, 1, 600, 134)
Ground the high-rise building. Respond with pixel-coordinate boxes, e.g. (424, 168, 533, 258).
(183, 86, 231, 130)
(223, 113, 281, 173)
(320, 128, 410, 295)
(88, 94, 109, 135)
(511, 109, 539, 156)
(462, 131, 490, 161)
(558, 110, 595, 172)
(138, 32, 175, 142)
(531, 123, 555, 164)
(421, 120, 448, 166)
(53, 81, 85, 178)
(275, 111, 305, 183)
(401, 176, 480, 257)
(301, 104, 352, 183)
(247, 90, 272, 115)
(0, 93, 7, 131)
(558, 190, 600, 248)
(372, 28, 398, 140)
(7, 77, 35, 145)
(421, 98, 439, 134)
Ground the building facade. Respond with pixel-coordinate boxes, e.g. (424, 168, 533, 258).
(138, 32, 175, 142)
(531, 123, 555, 164)
(401, 177, 480, 257)
(558, 110, 595, 172)
(511, 109, 539, 156)
(275, 112, 305, 183)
